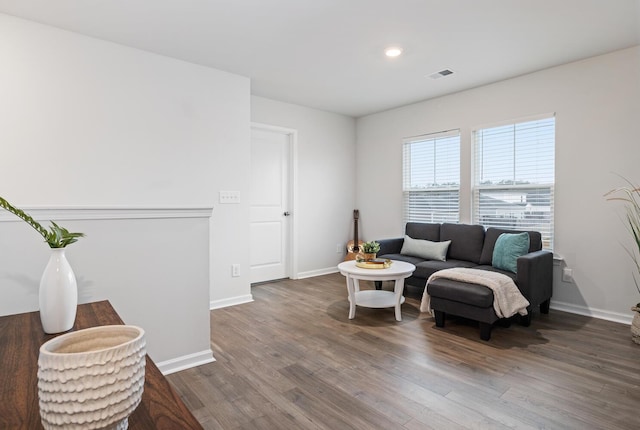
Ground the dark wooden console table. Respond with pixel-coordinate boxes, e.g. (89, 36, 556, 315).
(0, 300, 203, 429)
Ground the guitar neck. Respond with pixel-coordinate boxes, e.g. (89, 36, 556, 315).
(345, 210, 362, 260)
(353, 219, 359, 246)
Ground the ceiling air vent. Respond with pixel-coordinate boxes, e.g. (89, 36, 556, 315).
(428, 69, 454, 80)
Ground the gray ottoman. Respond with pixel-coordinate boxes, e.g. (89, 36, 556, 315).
(427, 278, 500, 340)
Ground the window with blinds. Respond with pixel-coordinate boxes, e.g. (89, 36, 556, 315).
(403, 130, 460, 224)
(472, 115, 555, 250)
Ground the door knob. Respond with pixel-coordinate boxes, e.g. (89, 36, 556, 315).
(283, 211, 290, 216)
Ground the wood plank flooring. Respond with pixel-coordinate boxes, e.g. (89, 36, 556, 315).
(166, 273, 640, 429)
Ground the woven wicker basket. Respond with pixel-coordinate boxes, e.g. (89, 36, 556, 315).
(38, 325, 146, 429)
(632, 307, 640, 345)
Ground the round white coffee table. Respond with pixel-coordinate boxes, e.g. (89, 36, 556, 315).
(337, 260, 416, 321)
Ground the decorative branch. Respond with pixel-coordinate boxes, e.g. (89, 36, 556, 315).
(0, 196, 84, 248)
(605, 177, 640, 306)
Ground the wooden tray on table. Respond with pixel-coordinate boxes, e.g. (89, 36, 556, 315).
(355, 259, 392, 269)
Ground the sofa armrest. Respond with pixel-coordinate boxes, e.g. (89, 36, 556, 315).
(377, 237, 404, 255)
(516, 250, 553, 307)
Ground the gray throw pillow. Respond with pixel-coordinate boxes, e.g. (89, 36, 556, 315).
(400, 235, 451, 261)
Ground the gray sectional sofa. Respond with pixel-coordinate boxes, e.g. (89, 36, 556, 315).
(377, 222, 553, 339)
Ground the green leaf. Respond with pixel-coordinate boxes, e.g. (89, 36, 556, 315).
(47, 221, 85, 248)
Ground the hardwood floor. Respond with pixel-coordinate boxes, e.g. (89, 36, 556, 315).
(167, 273, 640, 429)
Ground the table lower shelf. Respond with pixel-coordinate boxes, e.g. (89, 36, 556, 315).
(351, 290, 405, 308)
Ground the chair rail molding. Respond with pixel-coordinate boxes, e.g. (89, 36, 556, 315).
(0, 206, 213, 222)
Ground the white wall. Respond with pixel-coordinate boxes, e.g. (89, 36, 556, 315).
(0, 14, 251, 371)
(356, 46, 640, 323)
(251, 96, 357, 277)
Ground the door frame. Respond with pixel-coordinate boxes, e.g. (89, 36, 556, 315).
(250, 122, 298, 280)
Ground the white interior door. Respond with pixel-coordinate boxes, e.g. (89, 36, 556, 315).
(250, 127, 291, 283)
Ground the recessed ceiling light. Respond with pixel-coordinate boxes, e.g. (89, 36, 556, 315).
(384, 47, 403, 58)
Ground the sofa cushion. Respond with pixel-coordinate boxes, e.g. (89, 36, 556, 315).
(401, 236, 451, 261)
(492, 232, 530, 273)
(413, 259, 477, 280)
(427, 278, 494, 308)
(405, 222, 440, 241)
(378, 253, 425, 267)
(440, 223, 485, 264)
(479, 227, 542, 265)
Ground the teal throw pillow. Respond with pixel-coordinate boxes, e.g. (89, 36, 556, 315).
(492, 232, 530, 273)
(400, 235, 451, 261)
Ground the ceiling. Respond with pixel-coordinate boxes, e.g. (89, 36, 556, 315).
(1, 0, 639, 117)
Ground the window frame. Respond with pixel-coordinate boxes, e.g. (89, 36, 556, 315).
(402, 129, 461, 224)
(471, 114, 556, 250)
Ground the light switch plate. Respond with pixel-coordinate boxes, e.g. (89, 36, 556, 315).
(219, 191, 240, 204)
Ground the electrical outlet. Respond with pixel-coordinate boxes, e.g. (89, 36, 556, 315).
(232, 264, 240, 277)
(562, 268, 574, 283)
(336, 244, 343, 253)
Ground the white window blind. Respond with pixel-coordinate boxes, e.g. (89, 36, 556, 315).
(403, 130, 460, 224)
(473, 115, 555, 250)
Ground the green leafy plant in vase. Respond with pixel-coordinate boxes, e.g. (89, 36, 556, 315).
(358, 240, 380, 261)
(0, 196, 85, 334)
(605, 178, 640, 344)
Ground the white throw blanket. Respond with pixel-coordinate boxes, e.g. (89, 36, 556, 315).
(420, 268, 530, 318)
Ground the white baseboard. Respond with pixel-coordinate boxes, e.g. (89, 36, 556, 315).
(210, 294, 254, 310)
(212, 275, 633, 328)
(297, 266, 339, 279)
(292, 271, 635, 326)
(156, 349, 216, 375)
(550, 301, 632, 325)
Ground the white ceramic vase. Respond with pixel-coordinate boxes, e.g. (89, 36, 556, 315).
(37, 325, 147, 430)
(39, 248, 78, 334)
